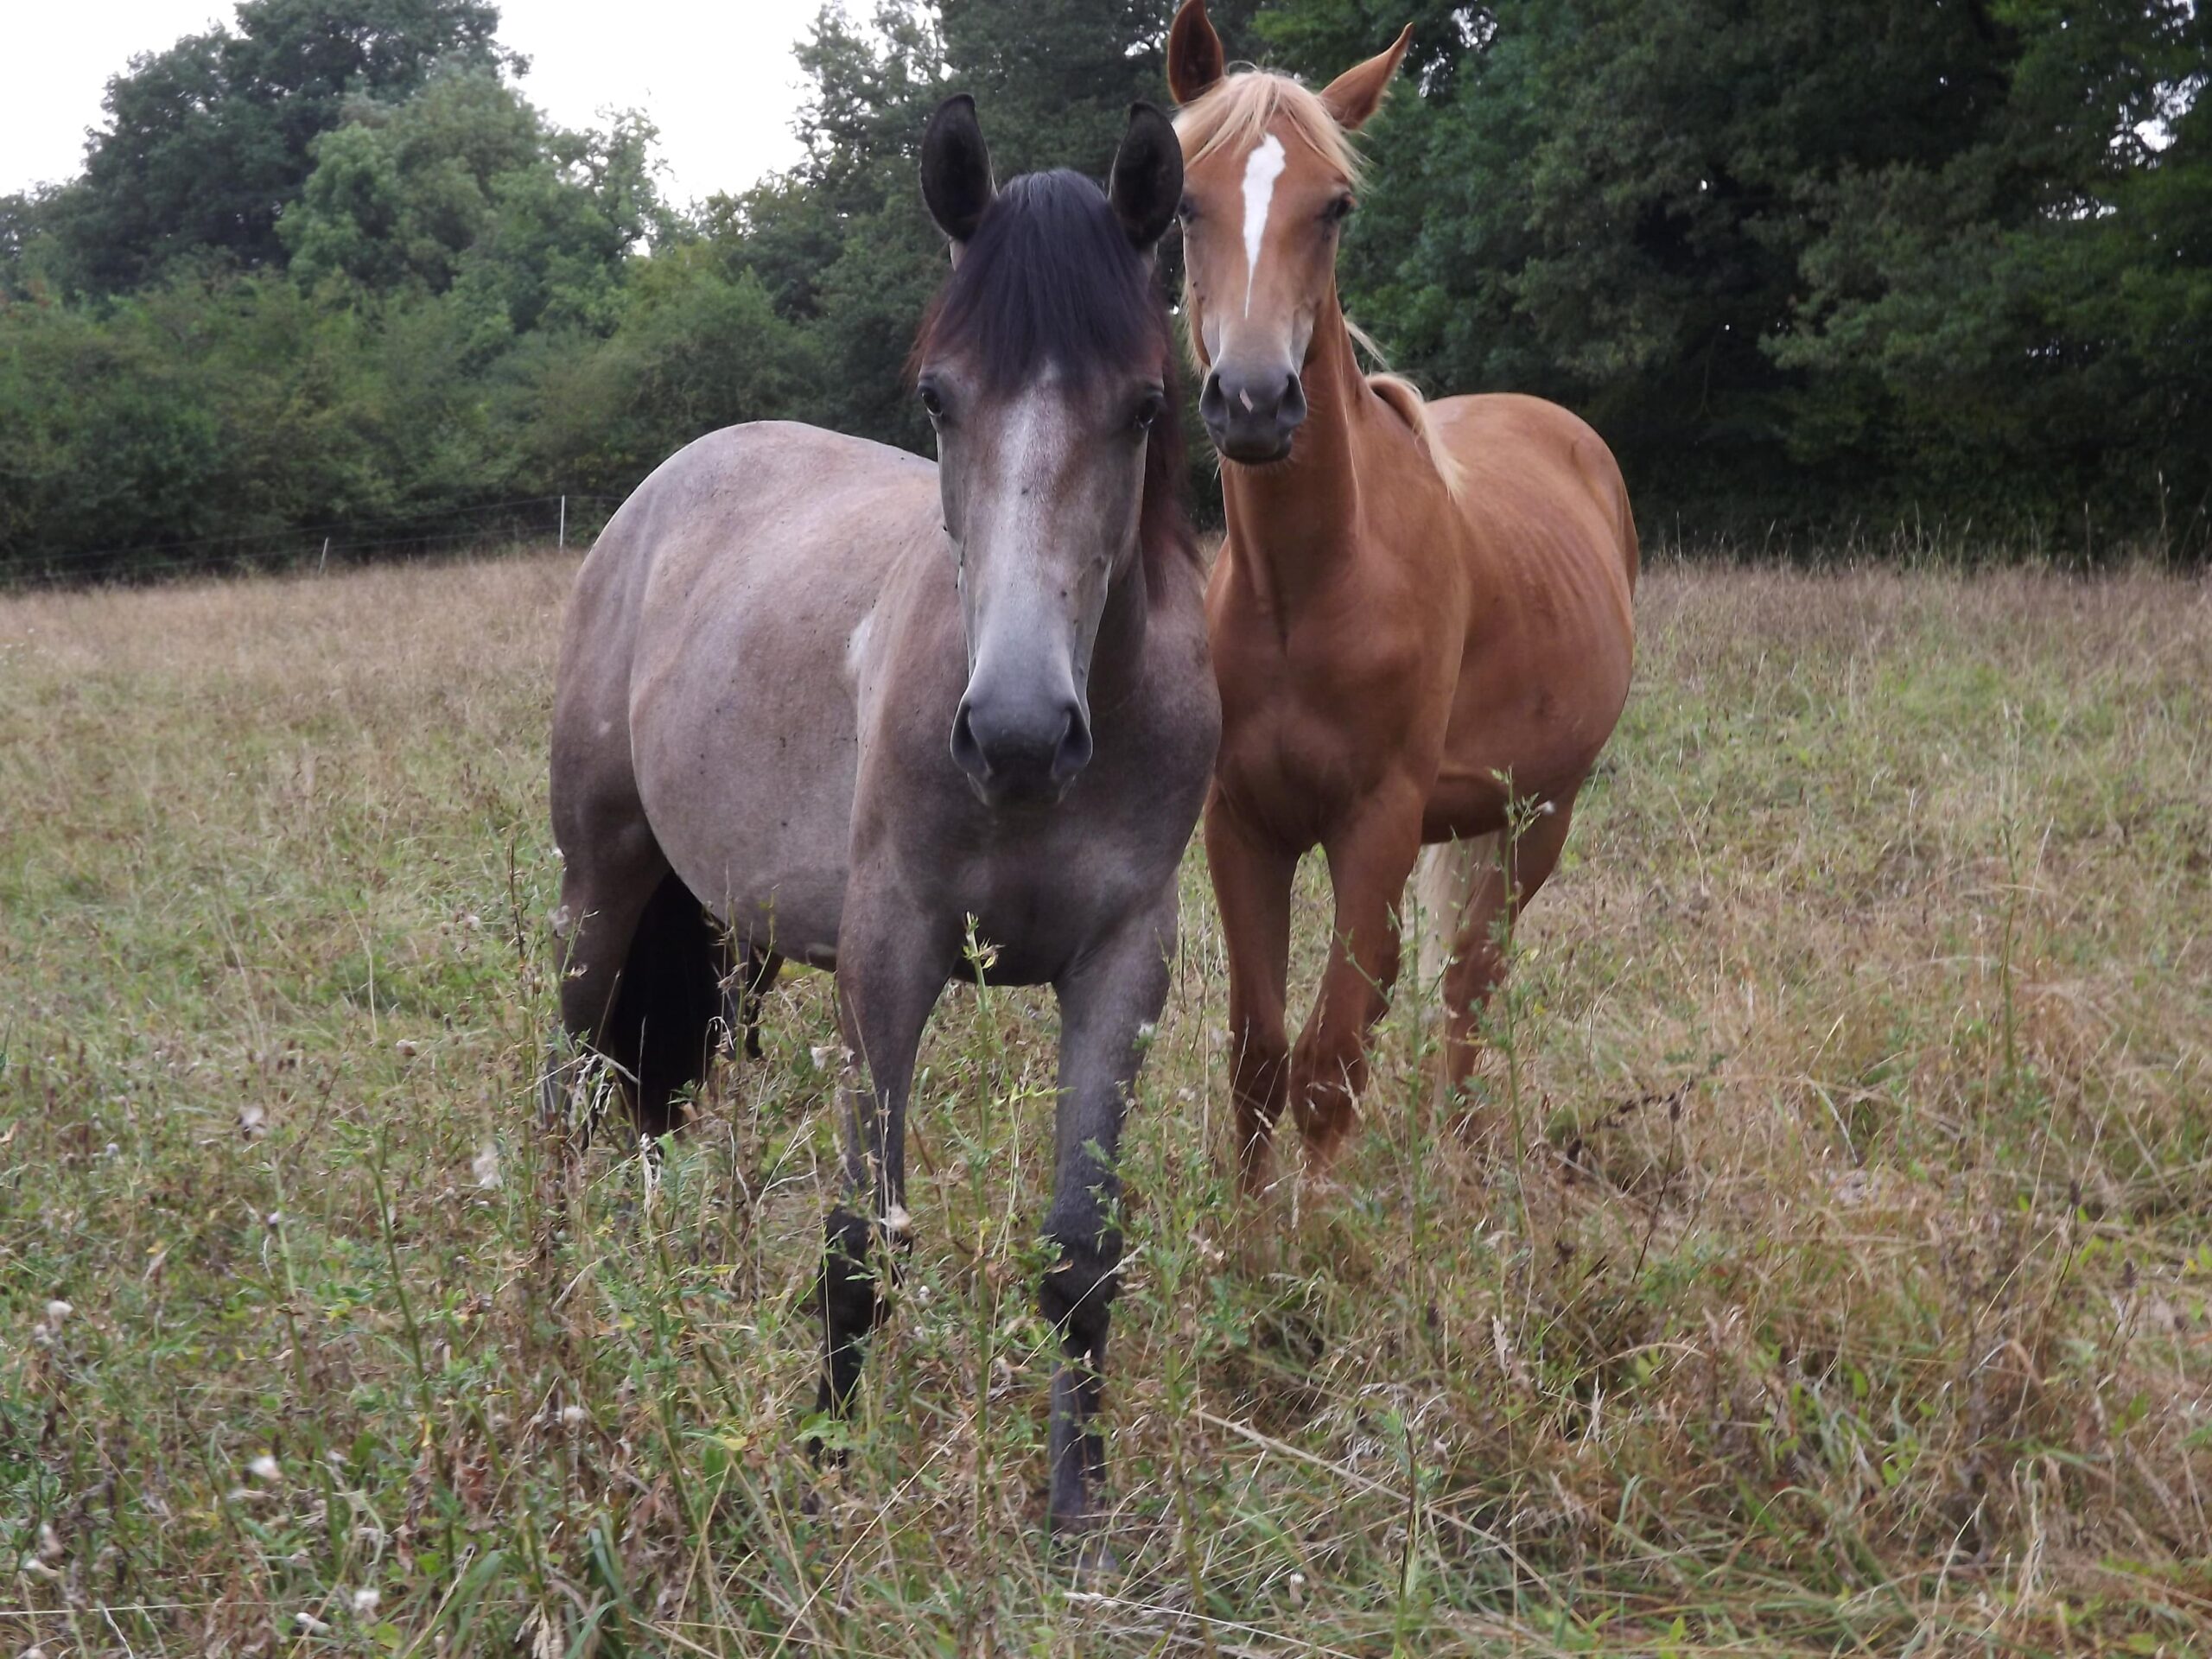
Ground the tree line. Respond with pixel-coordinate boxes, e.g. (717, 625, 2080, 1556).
(2, 0, 2205, 577)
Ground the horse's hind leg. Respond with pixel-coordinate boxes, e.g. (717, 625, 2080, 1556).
(549, 809, 725, 1141)
(546, 821, 664, 1133)
(725, 947, 784, 1061)
(1431, 796, 1577, 1137)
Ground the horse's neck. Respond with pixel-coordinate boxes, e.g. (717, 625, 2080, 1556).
(1220, 307, 1392, 616)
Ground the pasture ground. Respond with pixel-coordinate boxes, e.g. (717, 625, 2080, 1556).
(2, 550, 2209, 1656)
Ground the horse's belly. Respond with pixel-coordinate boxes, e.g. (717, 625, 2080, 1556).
(1426, 632, 1631, 835)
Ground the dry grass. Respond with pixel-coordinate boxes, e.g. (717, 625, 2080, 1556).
(2, 549, 2209, 1656)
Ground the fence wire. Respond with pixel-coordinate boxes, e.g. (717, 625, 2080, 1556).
(0, 493, 636, 591)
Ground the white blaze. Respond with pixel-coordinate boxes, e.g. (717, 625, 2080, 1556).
(1240, 134, 1287, 319)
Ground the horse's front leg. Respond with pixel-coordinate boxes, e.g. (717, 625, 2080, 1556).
(815, 906, 945, 1440)
(1042, 896, 1177, 1557)
(1293, 785, 1427, 1164)
(1204, 790, 1296, 1191)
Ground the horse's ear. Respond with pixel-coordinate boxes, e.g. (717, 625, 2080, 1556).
(1318, 22, 1413, 131)
(1166, 0, 1226, 106)
(921, 93, 995, 250)
(1109, 103, 1183, 253)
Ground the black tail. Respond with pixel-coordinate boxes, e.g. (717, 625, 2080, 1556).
(604, 871, 728, 1141)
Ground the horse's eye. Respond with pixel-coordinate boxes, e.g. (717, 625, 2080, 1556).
(1176, 194, 1198, 223)
(1325, 195, 1357, 225)
(1132, 391, 1166, 431)
(918, 384, 945, 420)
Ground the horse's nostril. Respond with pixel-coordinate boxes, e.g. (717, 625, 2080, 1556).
(1198, 372, 1228, 426)
(950, 701, 988, 779)
(1052, 703, 1094, 783)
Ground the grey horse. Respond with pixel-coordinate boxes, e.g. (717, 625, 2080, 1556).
(543, 96, 1217, 1548)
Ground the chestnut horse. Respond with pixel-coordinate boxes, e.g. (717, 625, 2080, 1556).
(547, 99, 1213, 1548)
(1166, 0, 1638, 1188)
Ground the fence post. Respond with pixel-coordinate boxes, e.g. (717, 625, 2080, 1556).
(319, 537, 331, 575)
(558, 496, 567, 550)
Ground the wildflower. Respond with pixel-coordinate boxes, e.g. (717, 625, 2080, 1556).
(44, 1300, 72, 1326)
(239, 1103, 268, 1140)
(561, 1405, 588, 1431)
(249, 1453, 281, 1483)
(351, 1587, 381, 1616)
(295, 1611, 331, 1635)
(472, 1143, 501, 1190)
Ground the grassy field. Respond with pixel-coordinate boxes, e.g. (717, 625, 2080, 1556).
(2, 550, 2209, 1656)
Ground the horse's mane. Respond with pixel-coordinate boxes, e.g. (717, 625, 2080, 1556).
(1173, 71, 1465, 502)
(912, 169, 1200, 581)
(1173, 67, 1364, 186)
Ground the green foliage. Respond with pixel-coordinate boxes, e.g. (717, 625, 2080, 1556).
(1257, 0, 2210, 542)
(1772, 0, 2212, 534)
(32, 0, 512, 294)
(1, 0, 2207, 573)
(521, 250, 818, 493)
(281, 70, 547, 294)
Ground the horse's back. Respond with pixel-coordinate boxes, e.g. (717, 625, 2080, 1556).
(1417, 393, 1638, 811)
(1429, 393, 1637, 595)
(554, 421, 944, 960)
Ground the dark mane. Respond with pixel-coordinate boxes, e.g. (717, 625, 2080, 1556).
(914, 169, 1198, 578)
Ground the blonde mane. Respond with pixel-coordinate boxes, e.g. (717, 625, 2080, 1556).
(1173, 70, 1465, 500)
(1173, 67, 1365, 188)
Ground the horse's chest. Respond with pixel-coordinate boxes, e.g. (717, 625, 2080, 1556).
(1217, 632, 1428, 804)
(907, 817, 1155, 980)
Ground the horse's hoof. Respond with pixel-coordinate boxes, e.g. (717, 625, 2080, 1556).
(1055, 1524, 1122, 1586)
(537, 1065, 567, 1133)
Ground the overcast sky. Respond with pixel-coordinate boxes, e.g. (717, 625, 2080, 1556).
(5, 0, 824, 205)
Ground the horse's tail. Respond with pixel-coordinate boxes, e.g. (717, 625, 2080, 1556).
(1414, 836, 1491, 994)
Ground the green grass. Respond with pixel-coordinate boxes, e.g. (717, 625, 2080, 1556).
(2, 551, 2209, 1656)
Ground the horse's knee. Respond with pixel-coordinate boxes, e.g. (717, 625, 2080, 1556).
(1038, 1224, 1122, 1355)
(1230, 1022, 1288, 1116)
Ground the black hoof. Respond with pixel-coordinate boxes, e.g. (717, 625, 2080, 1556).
(1054, 1523, 1121, 1585)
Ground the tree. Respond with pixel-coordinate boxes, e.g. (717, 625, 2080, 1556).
(1255, 0, 2209, 541)
(1774, 0, 2212, 536)
(281, 70, 545, 294)
(36, 0, 512, 293)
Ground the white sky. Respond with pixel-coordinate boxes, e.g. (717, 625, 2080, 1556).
(4, 0, 823, 206)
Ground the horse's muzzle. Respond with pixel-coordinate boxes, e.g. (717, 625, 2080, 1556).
(1201, 364, 1306, 465)
(950, 692, 1093, 805)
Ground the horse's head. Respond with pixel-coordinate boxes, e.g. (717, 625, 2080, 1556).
(914, 96, 1183, 808)
(1166, 0, 1410, 465)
